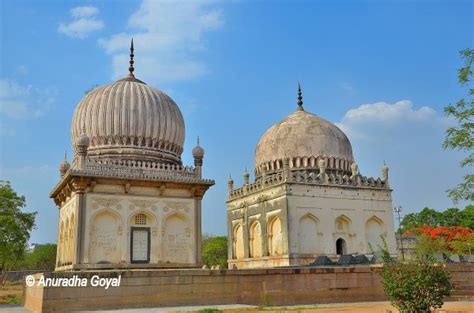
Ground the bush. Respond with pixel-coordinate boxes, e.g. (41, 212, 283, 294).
(378, 249, 452, 313)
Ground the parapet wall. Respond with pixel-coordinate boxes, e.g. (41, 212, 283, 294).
(24, 265, 473, 313)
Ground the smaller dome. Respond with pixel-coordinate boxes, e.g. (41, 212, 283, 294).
(76, 131, 90, 148)
(59, 151, 70, 177)
(192, 137, 204, 158)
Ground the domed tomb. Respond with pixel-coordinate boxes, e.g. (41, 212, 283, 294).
(254, 84, 354, 177)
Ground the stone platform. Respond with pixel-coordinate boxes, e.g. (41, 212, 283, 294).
(23, 265, 473, 313)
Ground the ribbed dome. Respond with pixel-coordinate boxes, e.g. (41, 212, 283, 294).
(254, 109, 354, 175)
(71, 77, 185, 164)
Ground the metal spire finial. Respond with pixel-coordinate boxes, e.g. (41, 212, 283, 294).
(297, 82, 304, 111)
(197, 136, 200, 146)
(128, 38, 135, 78)
(64, 150, 67, 161)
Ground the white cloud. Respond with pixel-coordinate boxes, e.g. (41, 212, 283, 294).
(0, 79, 56, 119)
(99, 0, 223, 83)
(336, 100, 442, 141)
(70, 6, 99, 18)
(336, 100, 467, 212)
(58, 6, 104, 39)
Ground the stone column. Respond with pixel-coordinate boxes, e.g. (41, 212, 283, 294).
(227, 214, 234, 264)
(281, 197, 290, 255)
(261, 203, 269, 257)
(242, 207, 250, 259)
(194, 196, 203, 264)
(74, 188, 86, 265)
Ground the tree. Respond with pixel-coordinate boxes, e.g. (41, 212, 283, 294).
(378, 248, 452, 313)
(400, 206, 473, 233)
(0, 181, 36, 285)
(407, 225, 473, 256)
(443, 48, 474, 203)
(202, 236, 228, 269)
(400, 207, 441, 232)
(460, 205, 474, 228)
(441, 208, 464, 226)
(22, 244, 57, 271)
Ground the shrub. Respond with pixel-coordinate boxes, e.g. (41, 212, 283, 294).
(378, 249, 452, 313)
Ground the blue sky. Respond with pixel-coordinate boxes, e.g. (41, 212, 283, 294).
(0, 0, 472, 243)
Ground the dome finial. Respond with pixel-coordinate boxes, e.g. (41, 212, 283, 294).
(128, 38, 135, 78)
(197, 136, 200, 146)
(297, 82, 304, 111)
(64, 150, 67, 161)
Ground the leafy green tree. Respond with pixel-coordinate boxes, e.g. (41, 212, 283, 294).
(0, 181, 37, 285)
(443, 48, 474, 203)
(22, 244, 57, 271)
(378, 247, 452, 313)
(441, 208, 464, 226)
(401, 208, 441, 232)
(401, 206, 473, 232)
(460, 205, 474, 228)
(202, 236, 227, 269)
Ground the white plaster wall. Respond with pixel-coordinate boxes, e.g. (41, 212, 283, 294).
(287, 184, 397, 256)
(82, 185, 196, 265)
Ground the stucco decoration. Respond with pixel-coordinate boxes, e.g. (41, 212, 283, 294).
(89, 210, 122, 264)
(163, 213, 191, 263)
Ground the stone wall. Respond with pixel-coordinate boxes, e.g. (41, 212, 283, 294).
(24, 265, 473, 313)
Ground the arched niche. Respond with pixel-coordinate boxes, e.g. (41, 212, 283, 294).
(89, 210, 122, 264)
(162, 212, 190, 263)
(232, 223, 244, 259)
(365, 216, 385, 253)
(298, 214, 319, 254)
(249, 221, 262, 258)
(268, 216, 283, 256)
(335, 215, 351, 233)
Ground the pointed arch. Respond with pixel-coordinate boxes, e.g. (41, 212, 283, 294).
(335, 215, 351, 232)
(268, 216, 282, 256)
(365, 216, 385, 253)
(232, 223, 244, 259)
(298, 213, 320, 254)
(249, 221, 262, 258)
(89, 209, 122, 264)
(162, 212, 191, 263)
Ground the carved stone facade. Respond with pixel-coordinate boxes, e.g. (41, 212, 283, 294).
(51, 42, 214, 271)
(227, 87, 397, 269)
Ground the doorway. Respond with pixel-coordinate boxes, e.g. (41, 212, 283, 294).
(336, 238, 346, 255)
(130, 227, 150, 263)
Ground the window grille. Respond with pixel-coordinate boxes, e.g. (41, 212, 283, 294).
(135, 213, 147, 225)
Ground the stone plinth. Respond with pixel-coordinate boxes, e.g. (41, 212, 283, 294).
(23, 265, 473, 313)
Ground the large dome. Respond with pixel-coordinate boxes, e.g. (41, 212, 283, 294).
(254, 88, 354, 176)
(71, 39, 185, 165)
(71, 77, 185, 164)
(71, 77, 185, 163)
